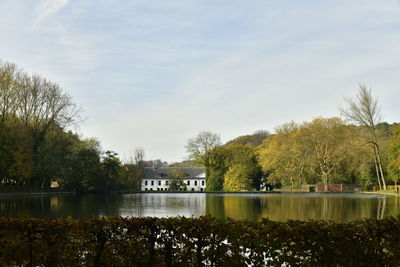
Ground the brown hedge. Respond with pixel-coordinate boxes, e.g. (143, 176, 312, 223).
(1, 216, 400, 266)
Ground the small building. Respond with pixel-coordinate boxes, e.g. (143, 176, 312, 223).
(302, 184, 316, 192)
(141, 167, 206, 192)
(315, 184, 361, 192)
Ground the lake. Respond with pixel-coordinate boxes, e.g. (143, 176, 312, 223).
(0, 192, 399, 222)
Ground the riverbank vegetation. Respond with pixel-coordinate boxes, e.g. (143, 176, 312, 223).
(187, 88, 400, 192)
(1, 216, 400, 266)
(1, 59, 399, 193)
(0, 60, 143, 192)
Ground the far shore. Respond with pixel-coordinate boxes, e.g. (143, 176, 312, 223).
(360, 190, 400, 197)
(0, 191, 76, 198)
(1, 188, 399, 198)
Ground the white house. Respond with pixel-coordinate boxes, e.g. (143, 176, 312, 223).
(141, 167, 206, 192)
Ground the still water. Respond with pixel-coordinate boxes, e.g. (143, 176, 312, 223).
(0, 193, 399, 222)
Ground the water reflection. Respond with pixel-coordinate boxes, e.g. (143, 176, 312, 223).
(206, 193, 400, 222)
(0, 193, 399, 222)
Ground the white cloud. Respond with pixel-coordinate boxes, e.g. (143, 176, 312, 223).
(1, 0, 400, 162)
(33, 0, 70, 28)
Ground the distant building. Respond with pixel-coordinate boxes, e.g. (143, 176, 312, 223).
(315, 184, 361, 192)
(302, 184, 361, 192)
(141, 167, 206, 192)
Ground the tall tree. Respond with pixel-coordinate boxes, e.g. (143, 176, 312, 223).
(257, 118, 357, 191)
(257, 123, 312, 189)
(124, 147, 145, 189)
(203, 147, 228, 191)
(224, 164, 253, 191)
(1, 60, 81, 187)
(0, 61, 19, 122)
(388, 125, 400, 182)
(186, 131, 222, 191)
(185, 131, 221, 163)
(101, 151, 123, 189)
(340, 85, 387, 189)
(224, 143, 262, 190)
(302, 117, 353, 192)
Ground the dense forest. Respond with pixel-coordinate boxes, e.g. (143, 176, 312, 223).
(186, 89, 400, 192)
(0, 60, 143, 192)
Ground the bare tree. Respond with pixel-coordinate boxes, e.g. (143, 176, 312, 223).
(16, 73, 81, 141)
(1, 59, 81, 140)
(185, 131, 221, 163)
(125, 147, 145, 189)
(134, 148, 145, 169)
(0, 61, 20, 122)
(340, 85, 387, 190)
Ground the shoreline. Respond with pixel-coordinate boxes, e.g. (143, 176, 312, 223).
(360, 190, 400, 197)
(0, 191, 76, 198)
(1, 189, 398, 198)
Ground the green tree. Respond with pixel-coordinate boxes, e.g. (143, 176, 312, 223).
(257, 118, 358, 191)
(302, 117, 354, 192)
(124, 148, 145, 189)
(101, 151, 124, 190)
(388, 125, 400, 182)
(0, 118, 33, 186)
(224, 143, 262, 190)
(224, 164, 253, 191)
(203, 147, 228, 191)
(257, 122, 313, 189)
(168, 168, 187, 191)
(61, 138, 103, 192)
(1, 60, 81, 187)
(186, 131, 222, 191)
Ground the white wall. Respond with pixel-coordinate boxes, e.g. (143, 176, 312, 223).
(141, 179, 206, 191)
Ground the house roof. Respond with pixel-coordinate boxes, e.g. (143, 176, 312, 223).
(144, 167, 205, 179)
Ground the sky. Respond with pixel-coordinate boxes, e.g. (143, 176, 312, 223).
(1, 0, 399, 162)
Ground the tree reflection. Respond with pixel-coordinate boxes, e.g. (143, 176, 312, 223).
(1, 193, 400, 222)
(205, 193, 400, 222)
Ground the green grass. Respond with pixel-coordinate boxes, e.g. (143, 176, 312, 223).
(361, 189, 400, 197)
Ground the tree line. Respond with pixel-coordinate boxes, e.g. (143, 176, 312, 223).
(187, 87, 400, 192)
(0, 60, 144, 192)
(2, 59, 399, 193)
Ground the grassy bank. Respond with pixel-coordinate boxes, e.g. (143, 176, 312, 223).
(361, 189, 400, 197)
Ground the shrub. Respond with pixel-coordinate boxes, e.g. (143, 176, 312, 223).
(1, 216, 400, 266)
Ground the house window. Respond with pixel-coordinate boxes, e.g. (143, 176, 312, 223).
(202, 180, 205, 186)
(145, 181, 148, 186)
(194, 180, 198, 186)
(166, 180, 169, 185)
(191, 188, 194, 191)
(158, 181, 161, 186)
(145, 188, 148, 191)
(200, 188, 203, 192)
(151, 181, 154, 186)
(187, 181, 190, 186)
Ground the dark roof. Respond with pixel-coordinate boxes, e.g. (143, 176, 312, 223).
(144, 167, 205, 179)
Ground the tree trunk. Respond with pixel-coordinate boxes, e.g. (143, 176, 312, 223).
(323, 172, 328, 192)
(373, 149, 382, 190)
(376, 148, 387, 190)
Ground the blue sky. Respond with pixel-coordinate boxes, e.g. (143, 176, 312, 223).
(1, 0, 400, 162)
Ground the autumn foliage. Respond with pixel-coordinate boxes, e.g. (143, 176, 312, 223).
(1, 216, 400, 266)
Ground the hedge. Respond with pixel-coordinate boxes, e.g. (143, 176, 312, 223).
(1, 216, 400, 266)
